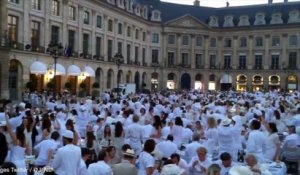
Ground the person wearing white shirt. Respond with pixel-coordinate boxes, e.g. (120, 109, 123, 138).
(170, 153, 189, 174)
(188, 147, 212, 175)
(156, 135, 178, 158)
(216, 152, 236, 175)
(217, 118, 236, 161)
(126, 115, 144, 155)
(52, 130, 81, 175)
(79, 148, 91, 175)
(34, 131, 60, 167)
(282, 123, 298, 160)
(246, 120, 267, 163)
(137, 139, 156, 175)
(185, 133, 203, 162)
(88, 149, 113, 175)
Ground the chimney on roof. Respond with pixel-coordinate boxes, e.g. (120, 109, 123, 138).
(268, 0, 273, 4)
(226, 1, 229, 7)
(194, 0, 200, 6)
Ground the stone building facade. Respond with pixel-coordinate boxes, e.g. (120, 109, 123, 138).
(0, 0, 300, 99)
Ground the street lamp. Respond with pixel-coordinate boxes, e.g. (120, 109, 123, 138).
(114, 52, 124, 97)
(48, 41, 63, 95)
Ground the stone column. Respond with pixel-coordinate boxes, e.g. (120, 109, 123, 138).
(264, 34, 270, 69)
(248, 35, 253, 69)
(78, 6, 84, 57)
(281, 33, 288, 68)
(23, 1, 30, 47)
(62, 0, 69, 46)
(103, 15, 108, 61)
(191, 34, 195, 68)
(217, 36, 223, 69)
(44, 0, 51, 50)
(176, 34, 181, 65)
(204, 35, 209, 69)
(161, 32, 167, 66)
(0, 52, 9, 99)
(0, 0, 7, 46)
(232, 36, 238, 69)
(91, 10, 97, 57)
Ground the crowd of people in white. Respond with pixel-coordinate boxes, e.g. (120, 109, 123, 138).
(0, 89, 300, 175)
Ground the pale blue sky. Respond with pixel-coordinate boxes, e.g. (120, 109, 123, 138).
(161, 0, 300, 8)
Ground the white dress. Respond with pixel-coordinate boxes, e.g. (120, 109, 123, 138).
(264, 133, 280, 161)
(10, 145, 27, 175)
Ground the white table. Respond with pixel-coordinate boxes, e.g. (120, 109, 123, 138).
(266, 162, 287, 175)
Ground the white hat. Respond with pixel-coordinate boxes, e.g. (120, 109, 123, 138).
(229, 166, 253, 175)
(19, 102, 26, 109)
(62, 130, 74, 139)
(222, 118, 232, 126)
(161, 164, 185, 175)
(0, 120, 7, 127)
(123, 149, 135, 157)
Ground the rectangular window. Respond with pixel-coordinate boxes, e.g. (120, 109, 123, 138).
(96, 37, 101, 57)
(152, 33, 159, 43)
(255, 37, 263, 47)
(289, 35, 298, 46)
(240, 37, 247, 47)
(107, 40, 113, 61)
(272, 36, 280, 46)
(117, 42, 122, 54)
(210, 55, 216, 68)
(168, 35, 175, 44)
(7, 15, 18, 45)
(196, 36, 202, 47)
(32, 0, 41, 10)
(210, 38, 217, 47)
(288, 52, 297, 69)
(142, 48, 146, 64)
(52, 0, 59, 16)
(135, 29, 139, 40)
(181, 53, 189, 66)
(239, 55, 246, 69)
(168, 52, 175, 66)
(31, 21, 40, 50)
(51, 26, 59, 43)
(152, 49, 159, 63)
(127, 27, 131, 37)
(255, 55, 263, 69)
(135, 46, 139, 62)
(68, 30, 75, 51)
(142, 32, 146, 41)
(271, 54, 279, 69)
(195, 54, 203, 68)
(83, 11, 89, 25)
(118, 23, 122, 34)
(224, 55, 231, 68)
(96, 16, 102, 28)
(8, 0, 19, 4)
(108, 20, 113, 32)
(127, 44, 131, 63)
(224, 38, 232, 47)
(182, 36, 189, 45)
(83, 33, 89, 55)
(69, 6, 76, 20)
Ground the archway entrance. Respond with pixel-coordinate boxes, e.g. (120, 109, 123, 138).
(126, 71, 132, 83)
(195, 74, 203, 91)
(107, 69, 114, 89)
(142, 72, 147, 89)
(268, 75, 280, 91)
(286, 74, 297, 91)
(151, 72, 158, 91)
(167, 73, 176, 89)
(134, 71, 140, 91)
(95, 68, 103, 91)
(220, 74, 232, 91)
(181, 73, 191, 90)
(252, 75, 263, 91)
(236, 74, 247, 91)
(208, 74, 216, 91)
(9, 59, 23, 100)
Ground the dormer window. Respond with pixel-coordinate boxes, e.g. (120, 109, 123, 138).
(135, 4, 141, 16)
(151, 10, 161, 22)
(126, 0, 133, 12)
(223, 15, 234, 27)
(288, 10, 300, 23)
(142, 6, 148, 19)
(208, 16, 219, 27)
(238, 15, 250, 26)
(254, 13, 266, 25)
(270, 13, 283, 24)
(117, 0, 124, 8)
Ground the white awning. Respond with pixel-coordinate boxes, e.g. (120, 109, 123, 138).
(220, 74, 233, 84)
(67, 65, 81, 76)
(84, 66, 95, 77)
(52, 63, 66, 75)
(30, 61, 47, 74)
